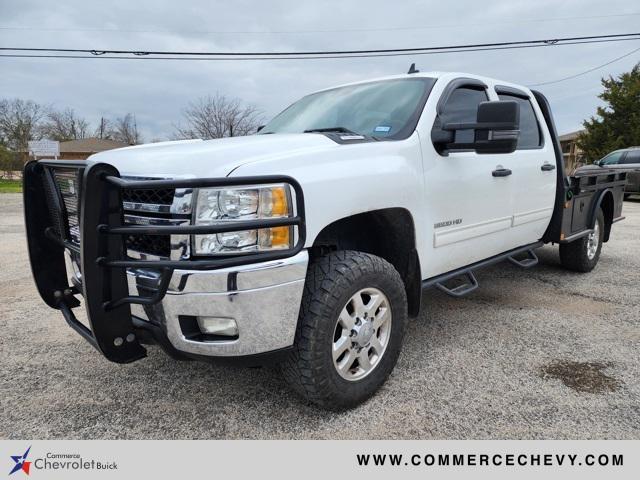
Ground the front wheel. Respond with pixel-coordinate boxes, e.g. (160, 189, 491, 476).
(280, 250, 408, 410)
(559, 208, 604, 272)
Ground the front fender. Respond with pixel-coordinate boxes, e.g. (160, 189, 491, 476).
(227, 134, 426, 249)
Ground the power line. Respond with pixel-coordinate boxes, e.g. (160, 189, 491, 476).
(1, 13, 639, 35)
(3, 38, 640, 62)
(529, 46, 640, 86)
(1, 33, 639, 61)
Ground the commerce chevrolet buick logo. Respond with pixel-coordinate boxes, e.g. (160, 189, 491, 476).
(6, 448, 118, 474)
(8, 446, 31, 476)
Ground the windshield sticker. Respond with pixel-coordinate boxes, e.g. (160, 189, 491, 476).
(374, 125, 392, 133)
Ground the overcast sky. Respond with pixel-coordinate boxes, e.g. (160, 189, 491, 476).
(1, 0, 639, 141)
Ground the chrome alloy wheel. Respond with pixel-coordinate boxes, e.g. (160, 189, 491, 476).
(332, 288, 392, 381)
(587, 221, 600, 260)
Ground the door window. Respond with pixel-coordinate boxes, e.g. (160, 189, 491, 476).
(437, 87, 488, 144)
(497, 94, 542, 149)
(600, 151, 625, 165)
(621, 150, 640, 164)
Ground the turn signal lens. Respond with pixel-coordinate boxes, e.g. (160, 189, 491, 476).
(271, 186, 288, 217)
(271, 226, 290, 247)
(258, 226, 291, 250)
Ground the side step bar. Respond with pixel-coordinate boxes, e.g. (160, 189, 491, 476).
(423, 242, 543, 298)
(435, 271, 478, 298)
(508, 249, 539, 268)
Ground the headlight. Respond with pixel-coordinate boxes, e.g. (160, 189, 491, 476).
(193, 184, 293, 255)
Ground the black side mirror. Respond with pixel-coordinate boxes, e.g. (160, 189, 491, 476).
(473, 101, 520, 154)
(257, 125, 265, 133)
(435, 100, 520, 155)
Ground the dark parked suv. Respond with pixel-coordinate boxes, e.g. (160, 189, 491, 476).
(596, 147, 640, 198)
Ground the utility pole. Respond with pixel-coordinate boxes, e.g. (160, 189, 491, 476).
(97, 117, 107, 139)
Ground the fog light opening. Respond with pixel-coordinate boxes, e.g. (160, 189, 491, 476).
(197, 316, 239, 337)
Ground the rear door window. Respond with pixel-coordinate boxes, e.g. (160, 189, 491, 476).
(621, 150, 640, 164)
(497, 94, 542, 149)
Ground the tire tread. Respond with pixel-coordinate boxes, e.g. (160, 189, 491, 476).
(281, 250, 407, 409)
(559, 209, 604, 272)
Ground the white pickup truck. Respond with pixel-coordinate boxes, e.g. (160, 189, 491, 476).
(24, 71, 628, 409)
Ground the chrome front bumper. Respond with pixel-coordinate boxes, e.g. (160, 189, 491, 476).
(126, 251, 308, 357)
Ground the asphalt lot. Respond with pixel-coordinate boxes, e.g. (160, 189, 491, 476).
(1, 193, 639, 439)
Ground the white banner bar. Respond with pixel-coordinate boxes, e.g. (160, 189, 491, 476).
(2, 440, 638, 479)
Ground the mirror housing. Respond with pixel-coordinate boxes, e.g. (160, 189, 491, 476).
(473, 101, 520, 154)
(434, 100, 520, 155)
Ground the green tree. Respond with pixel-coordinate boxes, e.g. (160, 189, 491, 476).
(577, 63, 640, 162)
(0, 144, 23, 179)
(0, 144, 10, 170)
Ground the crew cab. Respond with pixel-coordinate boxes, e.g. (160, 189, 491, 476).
(24, 71, 628, 409)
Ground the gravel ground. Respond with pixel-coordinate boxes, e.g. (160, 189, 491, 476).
(1, 193, 639, 439)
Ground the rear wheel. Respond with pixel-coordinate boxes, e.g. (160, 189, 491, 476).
(559, 208, 604, 272)
(280, 250, 408, 410)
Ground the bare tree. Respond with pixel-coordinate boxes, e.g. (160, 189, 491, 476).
(109, 113, 141, 145)
(41, 107, 90, 141)
(0, 98, 45, 151)
(174, 94, 262, 140)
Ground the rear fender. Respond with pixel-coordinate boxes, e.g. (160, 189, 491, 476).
(589, 188, 613, 242)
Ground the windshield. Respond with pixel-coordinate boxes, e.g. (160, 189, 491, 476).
(260, 77, 436, 140)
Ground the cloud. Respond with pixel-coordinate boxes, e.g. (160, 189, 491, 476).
(1, 0, 638, 139)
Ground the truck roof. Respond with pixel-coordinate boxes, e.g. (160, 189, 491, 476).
(312, 71, 533, 96)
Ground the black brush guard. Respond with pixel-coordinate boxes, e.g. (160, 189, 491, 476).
(23, 160, 306, 363)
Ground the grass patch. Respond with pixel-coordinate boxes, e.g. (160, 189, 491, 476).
(0, 179, 22, 193)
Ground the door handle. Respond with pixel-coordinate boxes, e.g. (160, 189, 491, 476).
(541, 163, 556, 171)
(492, 168, 512, 177)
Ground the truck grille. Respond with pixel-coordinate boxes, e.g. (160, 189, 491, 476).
(122, 184, 175, 206)
(122, 181, 176, 258)
(48, 168, 176, 258)
(122, 214, 182, 258)
(126, 234, 171, 257)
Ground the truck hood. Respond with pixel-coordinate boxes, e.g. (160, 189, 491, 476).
(89, 134, 338, 178)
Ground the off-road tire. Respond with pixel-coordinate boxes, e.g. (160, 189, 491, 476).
(559, 208, 604, 272)
(280, 250, 408, 410)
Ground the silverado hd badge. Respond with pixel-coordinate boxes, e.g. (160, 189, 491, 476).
(434, 218, 462, 229)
